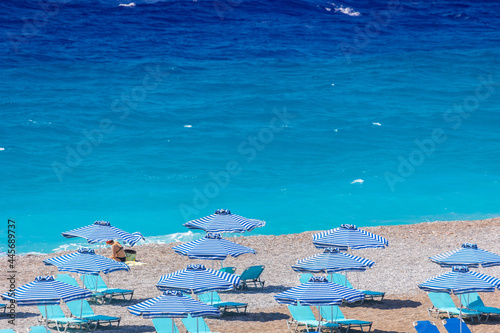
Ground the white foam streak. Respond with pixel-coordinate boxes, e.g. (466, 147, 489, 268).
(330, 3, 361, 17)
(351, 179, 364, 184)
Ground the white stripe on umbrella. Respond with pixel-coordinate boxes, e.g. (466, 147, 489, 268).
(313, 224, 388, 250)
(430, 243, 500, 268)
(183, 209, 265, 233)
(156, 264, 241, 294)
(172, 233, 256, 261)
(61, 220, 144, 246)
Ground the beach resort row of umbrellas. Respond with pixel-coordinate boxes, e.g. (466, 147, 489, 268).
(0, 210, 266, 332)
(2, 212, 500, 333)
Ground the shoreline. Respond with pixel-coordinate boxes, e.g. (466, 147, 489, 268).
(1, 217, 500, 332)
(11, 215, 500, 256)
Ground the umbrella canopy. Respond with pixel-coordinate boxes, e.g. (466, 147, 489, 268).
(172, 233, 256, 260)
(128, 290, 221, 319)
(43, 248, 130, 275)
(274, 276, 365, 306)
(292, 248, 375, 274)
(61, 220, 145, 246)
(313, 224, 388, 250)
(183, 209, 265, 233)
(156, 264, 241, 294)
(418, 266, 500, 295)
(430, 243, 500, 268)
(1, 276, 92, 306)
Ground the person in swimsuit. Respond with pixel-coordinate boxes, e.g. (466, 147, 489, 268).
(106, 239, 126, 262)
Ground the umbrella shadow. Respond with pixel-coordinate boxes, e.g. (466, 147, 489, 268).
(216, 311, 290, 323)
(351, 298, 422, 310)
(1, 311, 39, 319)
(109, 324, 156, 332)
(235, 285, 290, 295)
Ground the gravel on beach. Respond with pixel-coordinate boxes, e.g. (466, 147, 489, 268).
(1, 217, 499, 332)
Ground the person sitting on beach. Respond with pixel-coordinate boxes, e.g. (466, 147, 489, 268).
(106, 239, 126, 262)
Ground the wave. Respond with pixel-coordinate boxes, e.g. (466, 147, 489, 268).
(327, 3, 361, 17)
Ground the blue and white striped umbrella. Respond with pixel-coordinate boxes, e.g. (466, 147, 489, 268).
(430, 243, 500, 268)
(1, 276, 93, 306)
(183, 209, 265, 233)
(172, 233, 256, 260)
(43, 248, 130, 275)
(313, 224, 389, 250)
(274, 276, 365, 306)
(128, 290, 221, 319)
(292, 248, 375, 274)
(418, 266, 500, 333)
(418, 266, 500, 295)
(156, 264, 241, 294)
(61, 220, 145, 246)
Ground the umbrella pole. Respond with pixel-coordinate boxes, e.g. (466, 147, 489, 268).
(459, 294, 463, 333)
(80, 275, 85, 318)
(45, 303, 49, 333)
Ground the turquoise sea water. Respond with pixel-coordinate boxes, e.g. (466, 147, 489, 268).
(1, 0, 499, 253)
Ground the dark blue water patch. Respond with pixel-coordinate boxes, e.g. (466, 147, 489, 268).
(2, 0, 500, 63)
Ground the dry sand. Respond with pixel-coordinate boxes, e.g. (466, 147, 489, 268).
(1, 217, 500, 332)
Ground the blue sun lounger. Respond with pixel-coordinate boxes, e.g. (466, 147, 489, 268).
(328, 273, 384, 302)
(152, 318, 180, 333)
(181, 315, 221, 333)
(237, 265, 265, 289)
(219, 267, 236, 274)
(0, 330, 16, 333)
(460, 292, 500, 321)
(80, 274, 133, 303)
(443, 318, 472, 333)
(67, 299, 120, 328)
(38, 304, 91, 332)
(30, 327, 52, 333)
(318, 305, 372, 332)
(413, 320, 440, 333)
(0, 303, 6, 314)
(427, 293, 480, 321)
(287, 305, 339, 333)
(198, 291, 247, 314)
(299, 273, 314, 284)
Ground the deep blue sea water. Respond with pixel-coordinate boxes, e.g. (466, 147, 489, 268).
(1, 0, 499, 254)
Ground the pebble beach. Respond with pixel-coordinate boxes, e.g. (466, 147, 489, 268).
(2, 217, 500, 332)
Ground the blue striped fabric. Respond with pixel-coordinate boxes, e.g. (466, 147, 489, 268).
(61, 220, 145, 246)
(1, 276, 93, 306)
(313, 224, 389, 250)
(128, 290, 221, 319)
(430, 243, 500, 268)
(172, 233, 256, 260)
(183, 209, 265, 233)
(156, 264, 241, 293)
(274, 276, 365, 306)
(43, 248, 130, 275)
(292, 248, 375, 273)
(418, 266, 500, 295)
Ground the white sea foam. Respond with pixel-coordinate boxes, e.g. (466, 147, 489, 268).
(0, 148, 4, 151)
(119, 2, 136, 7)
(351, 179, 364, 184)
(140, 231, 201, 245)
(184, 125, 192, 128)
(331, 4, 361, 17)
(372, 122, 381, 126)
